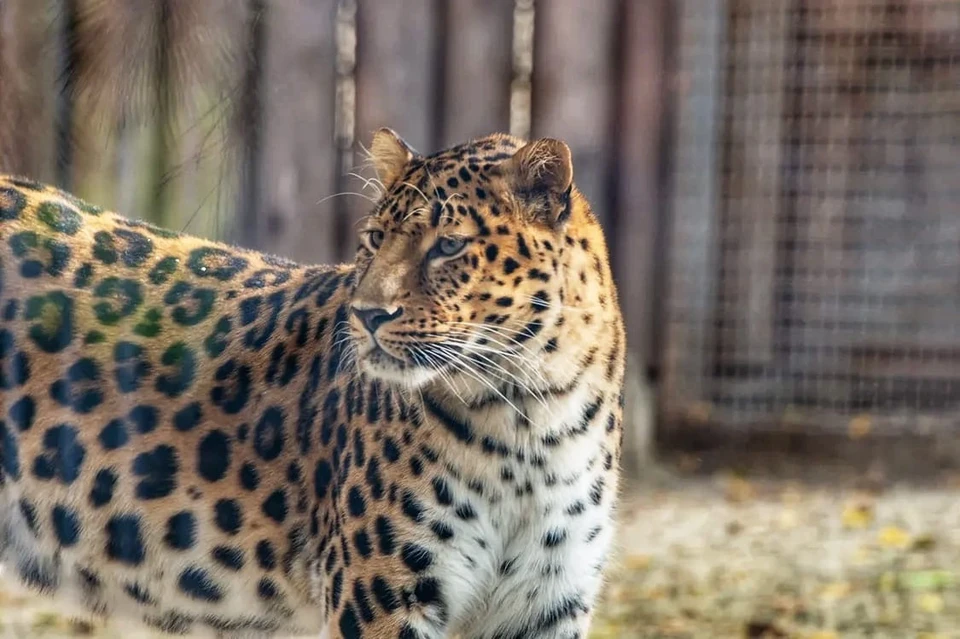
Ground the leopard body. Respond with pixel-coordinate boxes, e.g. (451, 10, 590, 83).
(0, 129, 625, 638)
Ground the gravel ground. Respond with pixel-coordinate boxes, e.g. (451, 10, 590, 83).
(3, 467, 960, 639)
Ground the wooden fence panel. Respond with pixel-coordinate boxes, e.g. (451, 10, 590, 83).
(253, 0, 340, 265)
(440, 0, 514, 146)
(349, 0, 440, 252)
(531, 0, 619, 227)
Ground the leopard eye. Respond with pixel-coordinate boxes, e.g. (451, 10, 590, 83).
(364, 229, 385, 251)
(432, 236, 468, 259)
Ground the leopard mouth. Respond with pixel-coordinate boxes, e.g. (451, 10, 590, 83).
(359, 336, 475, 392)
(363, 342, 408, 368)
(353, 337, 425, 386)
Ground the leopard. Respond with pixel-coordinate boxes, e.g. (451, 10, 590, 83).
(0, 128, 626, 639)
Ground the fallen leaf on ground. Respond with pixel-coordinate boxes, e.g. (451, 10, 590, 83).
(745, 619, 787, 637)
(917, 592, 945, 614)
(878, 525, 911, 549)
(32, 612, 63, 631)
(841, 501, 874, 529)
(820, 581, 852, 601)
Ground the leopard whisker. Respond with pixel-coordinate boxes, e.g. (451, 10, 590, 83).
(443, 330, 551, 387)
(316, 190, 378, 207)
(428, 341, 524, 394)
(400, 180, 432, 208)
(446, 321, 550, 368)
(345, 171, 385, 197)
(436, 337, 550, 408)
(331, 320, 359, 376)
(410, 345, 468, 407)
(426, 342, 539, 413)
(402, 205, 431, 223)
(441, 334, 552, 395)
(438, 350, 541, 429)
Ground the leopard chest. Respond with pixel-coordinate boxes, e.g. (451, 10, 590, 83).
(414, 386, 618, 635)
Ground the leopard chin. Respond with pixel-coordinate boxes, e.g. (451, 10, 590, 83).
(358, 345, 440, 390)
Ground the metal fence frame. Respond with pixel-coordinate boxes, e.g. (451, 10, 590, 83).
(660, 0, 960, 457)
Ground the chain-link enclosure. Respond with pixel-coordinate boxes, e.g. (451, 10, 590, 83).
(662, 0, 960, 437)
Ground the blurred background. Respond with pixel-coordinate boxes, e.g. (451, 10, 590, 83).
(2, 0, 960, 637)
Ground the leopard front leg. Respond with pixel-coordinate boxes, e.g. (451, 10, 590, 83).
(321, 550, 451, 639)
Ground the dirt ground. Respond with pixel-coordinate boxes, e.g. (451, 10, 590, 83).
(3, 461, 959, 639)
(594, 467, 960, 638)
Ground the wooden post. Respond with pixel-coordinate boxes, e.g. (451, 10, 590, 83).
(147, 0, 175, 228)
(614, 0, 669, 374)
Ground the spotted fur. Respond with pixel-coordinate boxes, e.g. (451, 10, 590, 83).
(0, 129, 626, 638)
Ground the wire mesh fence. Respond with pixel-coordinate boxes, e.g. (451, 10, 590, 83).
(662, 0, 960, 439)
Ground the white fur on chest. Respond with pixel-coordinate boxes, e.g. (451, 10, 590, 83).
(424, 382, 617, 637)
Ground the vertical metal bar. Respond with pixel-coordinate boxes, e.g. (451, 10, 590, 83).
(773, 0, 807, 402)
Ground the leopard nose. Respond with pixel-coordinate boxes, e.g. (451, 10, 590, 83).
(351, 305, 403, 334)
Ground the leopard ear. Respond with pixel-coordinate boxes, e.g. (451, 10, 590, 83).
(501, 138, 574, 227)
(370, 128, 417, 190)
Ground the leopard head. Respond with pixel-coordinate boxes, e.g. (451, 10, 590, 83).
(348, 128, 584, 391)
